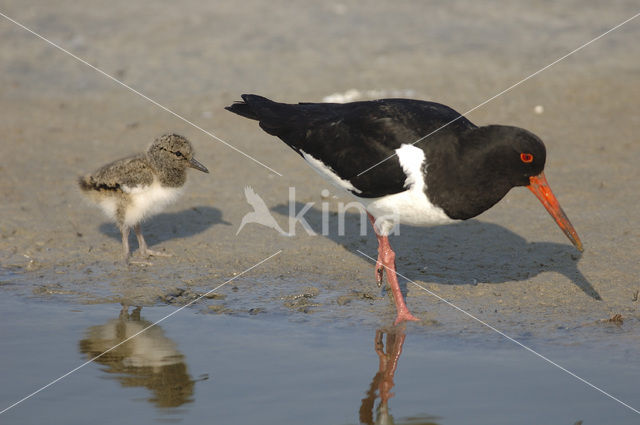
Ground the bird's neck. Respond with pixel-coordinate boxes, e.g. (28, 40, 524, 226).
(425, 128, 514, 220)
(158, 168, 187, 187)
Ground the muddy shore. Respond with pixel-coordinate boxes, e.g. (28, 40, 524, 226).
(1, 0, 639, 339)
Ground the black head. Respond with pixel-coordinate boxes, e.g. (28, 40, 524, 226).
(147, 133, 209, 173)
(466, 125, 546, 187)
(454, 125, 582, 251)
(428, 125, 548, 220)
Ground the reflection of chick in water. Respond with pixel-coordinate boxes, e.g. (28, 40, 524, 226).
(78, 305, 196, 408)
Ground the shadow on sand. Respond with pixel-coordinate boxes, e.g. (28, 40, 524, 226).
(273, 203, 600, 301)
(99, 205, 230, 248)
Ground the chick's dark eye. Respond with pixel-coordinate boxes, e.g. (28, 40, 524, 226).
(175, 151, 183, 157)
(520, 153, 534, 163)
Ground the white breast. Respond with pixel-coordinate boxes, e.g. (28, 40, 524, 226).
(361, 144, 452, 235)
(121, 180, 183, 226)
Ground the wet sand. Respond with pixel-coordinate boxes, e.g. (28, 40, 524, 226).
(1, 1, 639, 342)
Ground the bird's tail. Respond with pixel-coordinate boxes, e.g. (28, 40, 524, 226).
(78, 175, 94, 191)
(225, 95, 263, 120)
(225, 94, 304, 136)
(78, 174, 116, 193)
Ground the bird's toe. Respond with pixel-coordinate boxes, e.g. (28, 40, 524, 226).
(141, 248, 173, 258)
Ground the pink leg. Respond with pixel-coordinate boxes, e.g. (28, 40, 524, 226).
(367, 214, 385, 287)
(376, 328, 406, 405)
(367, 213, 419, 325)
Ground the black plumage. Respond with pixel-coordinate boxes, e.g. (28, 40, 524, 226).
(227, 94, 581, 325)
(226, 94, 545, 220)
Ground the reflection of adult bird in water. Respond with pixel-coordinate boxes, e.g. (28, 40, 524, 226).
(78, 305, 200, 408)
(236, 186, 288, 235)
(360, 328, 440, 425)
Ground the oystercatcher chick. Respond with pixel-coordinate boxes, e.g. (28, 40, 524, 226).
(78, 133, 209, 264)
(226, 95, 583, 325)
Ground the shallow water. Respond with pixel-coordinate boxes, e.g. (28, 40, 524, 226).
(1, 294, 639, 424)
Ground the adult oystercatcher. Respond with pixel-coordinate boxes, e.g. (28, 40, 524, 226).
(78, 133, 209, 264)
(226, 95, 583, 325)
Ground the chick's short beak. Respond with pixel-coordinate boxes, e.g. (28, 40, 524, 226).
(189, 157, 209, 173)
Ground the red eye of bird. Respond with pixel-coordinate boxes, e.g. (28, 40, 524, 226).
(520, 153, 534, 163)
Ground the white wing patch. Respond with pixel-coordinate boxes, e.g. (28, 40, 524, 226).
(300, 151, 362, 194)
(396, 144, 426, 191)
(361, 144, 452, 235)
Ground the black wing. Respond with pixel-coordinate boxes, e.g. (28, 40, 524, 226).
(226, 94, 476, 198)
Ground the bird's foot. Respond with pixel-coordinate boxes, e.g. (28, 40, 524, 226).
(394, 310, 420, 326)
(127, 258, 154, 266)
(139, 248, 172, 258)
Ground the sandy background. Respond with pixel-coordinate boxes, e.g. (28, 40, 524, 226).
(1, 0, 639, 337)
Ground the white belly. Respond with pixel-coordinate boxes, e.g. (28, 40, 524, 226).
(297, 143, 454, 235)
(122, 181, 183, 226)
(96, 197, 119, 222)
(362, 144, 453, 235)
(362, 190, 452, 235)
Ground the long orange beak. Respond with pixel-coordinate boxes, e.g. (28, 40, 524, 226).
(527, 172, 583, 252)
